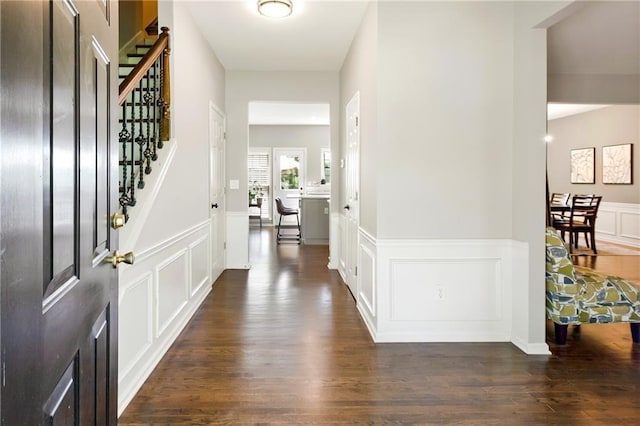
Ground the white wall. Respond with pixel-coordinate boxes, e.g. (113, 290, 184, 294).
(548, 105, 639, 204)
(377, 1, 514, 239)
(118, 0, 226, 414)
(249, 125, 330, 186)
(225, 71, 339, 268)
(339, 2, 378, 237)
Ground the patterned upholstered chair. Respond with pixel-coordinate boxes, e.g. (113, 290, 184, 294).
(545, 227, 640, 345)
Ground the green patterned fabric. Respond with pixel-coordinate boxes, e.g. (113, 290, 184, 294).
(545, 227, 640, 325)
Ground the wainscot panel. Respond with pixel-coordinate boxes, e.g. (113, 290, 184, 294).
(156, 249, 189, 337)
(596, 202, 640, 248)
(373, 239, 513, 343)
(357, 229, 377, 335)
(118, 220, 212, 415)
(189, 235, 210, 297)
(226, 211, 250, 269)
(118, 273, 153, 379)
(338, 214, 347, 282)
(329, 212, 341, 270)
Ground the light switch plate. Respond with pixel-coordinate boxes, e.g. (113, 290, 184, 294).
(229, 179, 239, 189)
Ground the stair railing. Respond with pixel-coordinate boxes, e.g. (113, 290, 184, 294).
(118, 26, 171, 221)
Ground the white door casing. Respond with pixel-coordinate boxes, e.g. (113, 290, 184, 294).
(344, 92, 360, 298)
(273, 147, 306, 226)
(209, 102, 226, 281)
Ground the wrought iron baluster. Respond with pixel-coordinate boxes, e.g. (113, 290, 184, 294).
(151, 60, 158, 161)
(144, 70, 153, 175)
(136, 79, 145, 189)
(157, 53, 165, 149)
(119, 102, 130, 219)
(128, 89, 136, 206)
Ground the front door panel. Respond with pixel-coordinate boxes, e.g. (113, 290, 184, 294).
(1, 0, 119, 423)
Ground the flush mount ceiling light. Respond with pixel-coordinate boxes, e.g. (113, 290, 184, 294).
(258, 0, 293, 18)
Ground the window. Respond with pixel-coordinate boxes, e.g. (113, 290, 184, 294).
(321, 149, 331, 183)
(248, 151, 271, 219)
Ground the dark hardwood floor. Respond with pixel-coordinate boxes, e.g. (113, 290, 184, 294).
(119, 228, 640, 425)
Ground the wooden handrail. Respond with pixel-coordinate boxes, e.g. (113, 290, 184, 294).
(118, 27, 170, 106)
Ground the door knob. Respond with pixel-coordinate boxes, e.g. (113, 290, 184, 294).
(211, 203, 219, 209)
(111, 212, 126, 229)
(343, 205, 350, 210)
(104, 250, 135, 268)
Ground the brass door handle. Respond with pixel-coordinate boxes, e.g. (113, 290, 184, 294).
(104, 250, 135, 268)
(111, 212, 126, 229)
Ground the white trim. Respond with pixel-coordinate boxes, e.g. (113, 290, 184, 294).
(226, 212, 250, 269)
(120, 140, 178, 251)
(117, 222, 212, 415)
(133, 218, 210, 264)
(328, 212, 341, 269)
(596, 201, 640, 248)
(155, 249, 189, 337)
(364, 237, 515, 344)
(512, 338, 552, 356)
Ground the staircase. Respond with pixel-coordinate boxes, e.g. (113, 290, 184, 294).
(118, 27, 171, 222)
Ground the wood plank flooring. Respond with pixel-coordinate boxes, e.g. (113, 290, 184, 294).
(119, 228, 640, 425)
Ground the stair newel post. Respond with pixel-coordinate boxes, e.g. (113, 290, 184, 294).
(160, 26, 171, 144)
(119, 102, 130, 220)
(136, 78, 145, 189)
(143, 71, 152, 175)
(128, 88, 136, 207)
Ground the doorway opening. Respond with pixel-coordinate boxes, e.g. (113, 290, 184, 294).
(247, 101, 332, 255)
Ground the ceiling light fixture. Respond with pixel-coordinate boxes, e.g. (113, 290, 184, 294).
(258, 0, 293, 18)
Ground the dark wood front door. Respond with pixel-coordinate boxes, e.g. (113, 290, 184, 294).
(1, 0, 119, 423)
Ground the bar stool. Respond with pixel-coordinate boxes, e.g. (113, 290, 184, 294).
(274, 197, 301, 244)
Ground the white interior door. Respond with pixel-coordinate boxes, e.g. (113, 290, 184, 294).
(209, 102, 226, 281)
(273, 148, 306, 225)
(344, 93, 360, 297)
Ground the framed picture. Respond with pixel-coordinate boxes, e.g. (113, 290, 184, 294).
(570, 147, 595, 184)
(602, 143, 633, 184)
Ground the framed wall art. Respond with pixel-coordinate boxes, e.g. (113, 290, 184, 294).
(602, 143, 633, 184)
(570, 147, 595, 184)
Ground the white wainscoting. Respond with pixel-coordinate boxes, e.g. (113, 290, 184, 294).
(118, 220, 212, 415)
(338, 214, 347, 282)
(357, 230, 377, 337)
(328, 212, 341, 270)
(363, 237, 514, 344)
(596, 202, 640, 248)
(226, 211, 250, 269)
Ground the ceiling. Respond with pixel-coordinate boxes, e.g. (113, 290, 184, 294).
(186, 0, 369, 71)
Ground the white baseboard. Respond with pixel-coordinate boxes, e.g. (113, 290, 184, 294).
(117, 221, 211, 415)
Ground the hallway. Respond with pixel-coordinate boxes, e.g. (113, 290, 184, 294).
(119, 228, 640, 424)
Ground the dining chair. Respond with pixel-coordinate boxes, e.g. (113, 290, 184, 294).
(552, 195, 602, 254)
(549, 192, 571, 222)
